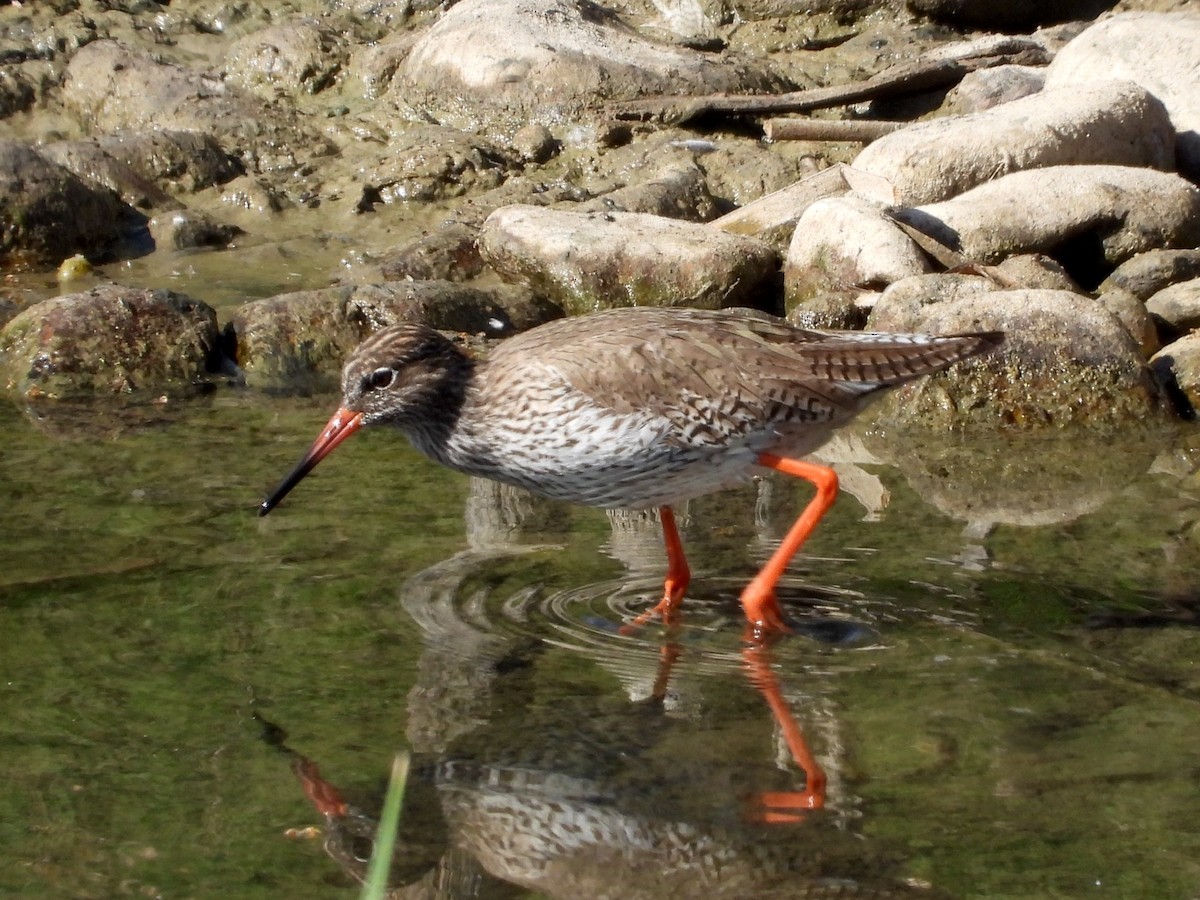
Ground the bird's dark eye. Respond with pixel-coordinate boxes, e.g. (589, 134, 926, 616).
(365, 367, 395, 391)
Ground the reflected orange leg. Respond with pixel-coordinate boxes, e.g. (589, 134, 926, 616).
(648, 641, 683, 705)
(740, 455, 840, 637)
(742, 642, 827, 822)
(293, 756, 350, 818)
(623, 506, 691, 632)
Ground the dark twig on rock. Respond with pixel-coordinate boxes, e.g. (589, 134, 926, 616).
(611, 46, 1050, 125)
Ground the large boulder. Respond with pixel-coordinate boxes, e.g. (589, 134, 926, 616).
(480, 205, 778, 315)
(0, 285, 219, 399)
(853, 81, 1174, 205)
(395, 0, 786, 131)
(1046, 12, 1200, 179)
(897, 166, 1200, 286)
(868, 288, 1167, 427)
(785, 194, 931, 305)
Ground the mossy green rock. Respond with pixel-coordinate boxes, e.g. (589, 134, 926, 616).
(227, 280, 562, 391)
(0, 284, 218, 399)
(869, 288, 1168, 428)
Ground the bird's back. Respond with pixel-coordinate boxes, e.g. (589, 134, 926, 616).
(484, 306, 997, 438)
(445, 308, 1000, 509)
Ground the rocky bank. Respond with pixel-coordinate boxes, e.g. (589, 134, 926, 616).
(0, 0, 1198, 430)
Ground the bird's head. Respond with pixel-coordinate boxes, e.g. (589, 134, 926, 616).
(339, 324, 469, 428)
(258, 324, 471, 516)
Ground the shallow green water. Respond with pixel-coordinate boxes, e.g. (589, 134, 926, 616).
(2, 393, 1199, 899)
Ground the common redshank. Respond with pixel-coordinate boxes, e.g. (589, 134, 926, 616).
(259, 307, 1002, 634)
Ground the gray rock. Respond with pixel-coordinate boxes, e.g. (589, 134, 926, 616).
(869, 288, 1167, 428)
(1097, 287, 1159, 358)
(992, 255, 1080, 294)
(379, 224, 485, 283)
(0, 140, 127, 270)
(785, 194, 931, 305)
(867, 272, 994, 326)
(62, 40, 336, 175)
(0, 284, 218, 399)
(224, 22, 349, 97)
(396, 0, 786, 131)
(345, 31, 416, 100)
(1146, 278, 1200, 338)
(943, 64, 1045, 115)
(1151, 332, 1200, 414)
(338, 0, 432, 20)
(854, 81, 1174, 205)
(689, 138, 820, 210)
(784, 291, 867, 330)
(511, 123, 559, 165)
(148, 210, 244, 251)
(897, 165, 1200, 280)
(714, 164, 893, 250)
(39, 131, 242, 212)
(480, 205, 778, 315)
(1099, 250, 1200, 302)
(0, 65, 36, 116)
(95, 131, 243, 195)
(38, 139, 181, 210)
(580, 162, 721, 221)
(1046, 12, 1200, 179)
(354, 124, 520, 205)
(218, 176, 294, 217)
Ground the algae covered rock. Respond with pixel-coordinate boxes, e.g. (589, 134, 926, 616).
(869, 288, 1167, 428)
(0, 284, 219, 400)
(228, 280, 562, 391)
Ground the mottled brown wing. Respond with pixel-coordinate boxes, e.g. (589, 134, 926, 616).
(489, 307, 999, 447)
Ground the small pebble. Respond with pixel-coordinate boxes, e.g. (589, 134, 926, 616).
(56, 254, 92, 282)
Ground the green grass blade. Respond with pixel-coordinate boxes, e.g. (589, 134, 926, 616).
(360, 751, 410, 900)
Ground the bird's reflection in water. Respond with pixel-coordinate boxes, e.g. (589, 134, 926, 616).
(263, 477, 941, 898)
(265, 633, 931, 899)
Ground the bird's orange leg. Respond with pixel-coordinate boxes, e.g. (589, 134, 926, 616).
(742, 642, 827, 822)
(623, 506, 690, 631)
(740, 455, 840, 636)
